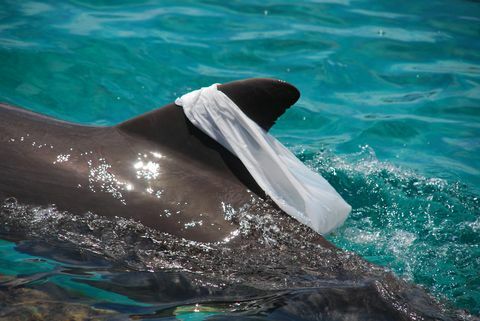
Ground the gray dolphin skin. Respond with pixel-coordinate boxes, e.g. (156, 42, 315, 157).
(0, 78, 325, 244)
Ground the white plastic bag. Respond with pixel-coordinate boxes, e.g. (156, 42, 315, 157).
(175, 84, 351, 234)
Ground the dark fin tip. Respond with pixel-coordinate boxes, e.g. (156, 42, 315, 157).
(118, 78, 300, 135)
(218, 78, 300, 131)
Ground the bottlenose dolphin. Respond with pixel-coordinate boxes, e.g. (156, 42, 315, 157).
(0, 78, 330, 244)
(0, 79, 462, 320)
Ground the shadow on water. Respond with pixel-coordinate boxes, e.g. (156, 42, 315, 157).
(0, 237, 460, 321)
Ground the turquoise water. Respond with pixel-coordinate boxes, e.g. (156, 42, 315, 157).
(0, 0, 479, 318)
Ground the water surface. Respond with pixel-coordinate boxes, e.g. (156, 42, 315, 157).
(0, 0, 479, 319)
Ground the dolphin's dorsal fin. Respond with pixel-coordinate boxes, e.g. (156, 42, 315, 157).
(117, 78, 300, 198)
(118, 78, 300, 135)
(217, 78, 300, 131)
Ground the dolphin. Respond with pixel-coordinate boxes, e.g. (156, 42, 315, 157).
(0, 78, 334, 244)
(0, 79, 463, 320)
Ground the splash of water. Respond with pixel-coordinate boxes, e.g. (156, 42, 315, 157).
(296, 145, 479, 315)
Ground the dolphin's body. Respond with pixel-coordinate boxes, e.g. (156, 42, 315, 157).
(0, 79, 460, 320)
(0, 78, 314, 243)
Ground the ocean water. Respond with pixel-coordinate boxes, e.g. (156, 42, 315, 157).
(0, 0, 479, 319)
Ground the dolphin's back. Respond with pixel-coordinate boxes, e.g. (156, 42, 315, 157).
(0, 79, 302, 242)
